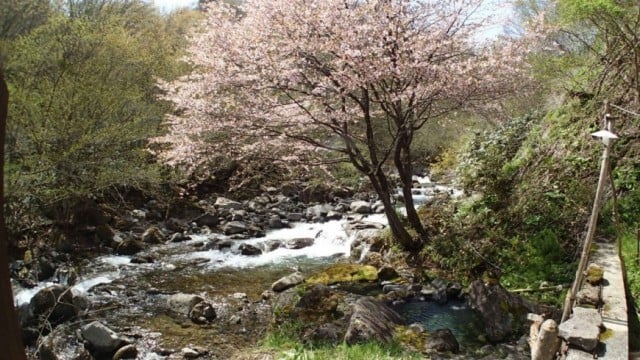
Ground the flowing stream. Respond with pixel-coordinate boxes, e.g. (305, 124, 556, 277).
(13, 176, 484, 354)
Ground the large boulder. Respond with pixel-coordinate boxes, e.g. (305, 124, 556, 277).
(467, 280, 535, 342)
(344, 297, 405, 345)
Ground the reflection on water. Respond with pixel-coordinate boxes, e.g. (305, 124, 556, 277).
(393, 300, 485, 349)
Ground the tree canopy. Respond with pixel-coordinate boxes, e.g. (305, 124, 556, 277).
(156, 0, 533, 250)
(2, 0, 198, 235)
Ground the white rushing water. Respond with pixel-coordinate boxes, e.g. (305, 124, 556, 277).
(14, 176, 459, 305)
(175, 213, 387, 269)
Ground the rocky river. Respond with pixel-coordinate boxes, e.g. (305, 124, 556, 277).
(10, 177, 538, 359)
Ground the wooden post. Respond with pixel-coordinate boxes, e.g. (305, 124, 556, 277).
(531, 319, 561, 360)
(561, 101, 615, 322)
(0, 71, 28, 358)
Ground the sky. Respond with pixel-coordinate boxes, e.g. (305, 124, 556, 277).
(151, 0, 198, 13)
(149, 0, 515, 39)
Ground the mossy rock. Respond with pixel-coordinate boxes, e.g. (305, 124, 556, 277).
(306, 263, 378, 285)
(584, 264, 604, 285)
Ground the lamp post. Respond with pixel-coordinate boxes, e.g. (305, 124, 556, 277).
(561, 103, 619, 323)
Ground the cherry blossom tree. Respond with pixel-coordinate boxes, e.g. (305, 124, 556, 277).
(155, 0, 530, 251)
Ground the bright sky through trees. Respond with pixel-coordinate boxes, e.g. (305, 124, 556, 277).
(150, 0, 197, 12)
(149, 0, 514, 36)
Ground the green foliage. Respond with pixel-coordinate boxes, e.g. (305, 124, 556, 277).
(620, 231, 640, 351)
(261, 326, 421, 360)
(2, 1, 195, 228)
(557, 0, 623, 22)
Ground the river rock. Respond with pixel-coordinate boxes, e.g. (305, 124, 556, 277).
(166, 293, 205, 316)
(165, 217, 188, 233)
(38, 324, 91, 360)
(266, 214, 283, 229)
(239, 243, 262, 256)
(189, 301, 217, 324)
(293, 285, 340, 322)
(130, 254, 155, 264)
(169, 232, 190, 243)
(344, 297, 405, 345)
(349, 229, 385, 260)
(467, 280, 535, 342)
(115, 238, 145, 255)
(272, 272, 305, 292)
(558, 307, 602, 351)
(81, 321, 126, 354)
(53, 265, 78, 286)
(264, 239, 282, 252)
(96, 224, 116, 244)
(141, 226, 165, 244)
(306, 204, 333, 221)
(223, 221, 248, 235)
(195, 212, 219, 227)
(304, 323, 342, 344)
(286, 212, 303, 222)
(112, 344, 138, 360)
(350, 201, 371, 214)
(215, 197, 243, 210)
(377, 266, 399, 281)
(285, 237, 314, 249)
(426, 328, 459, 353)
(29, 284, 78, 325)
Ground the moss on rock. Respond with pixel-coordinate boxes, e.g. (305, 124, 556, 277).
(306, 263, 378, 285)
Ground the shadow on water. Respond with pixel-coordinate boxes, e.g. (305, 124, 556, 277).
(393, 300, 485, 350)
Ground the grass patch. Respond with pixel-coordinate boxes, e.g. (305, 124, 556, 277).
(261, 325, 421, 360)
(621, 231, 640, 351)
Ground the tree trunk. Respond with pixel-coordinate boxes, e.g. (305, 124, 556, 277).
(368, 172, 421, 251)
(394, 132, 428, 240)
(0, 71, 27, 359)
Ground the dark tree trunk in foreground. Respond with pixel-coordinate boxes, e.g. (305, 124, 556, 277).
(0, 71, 27, 359)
